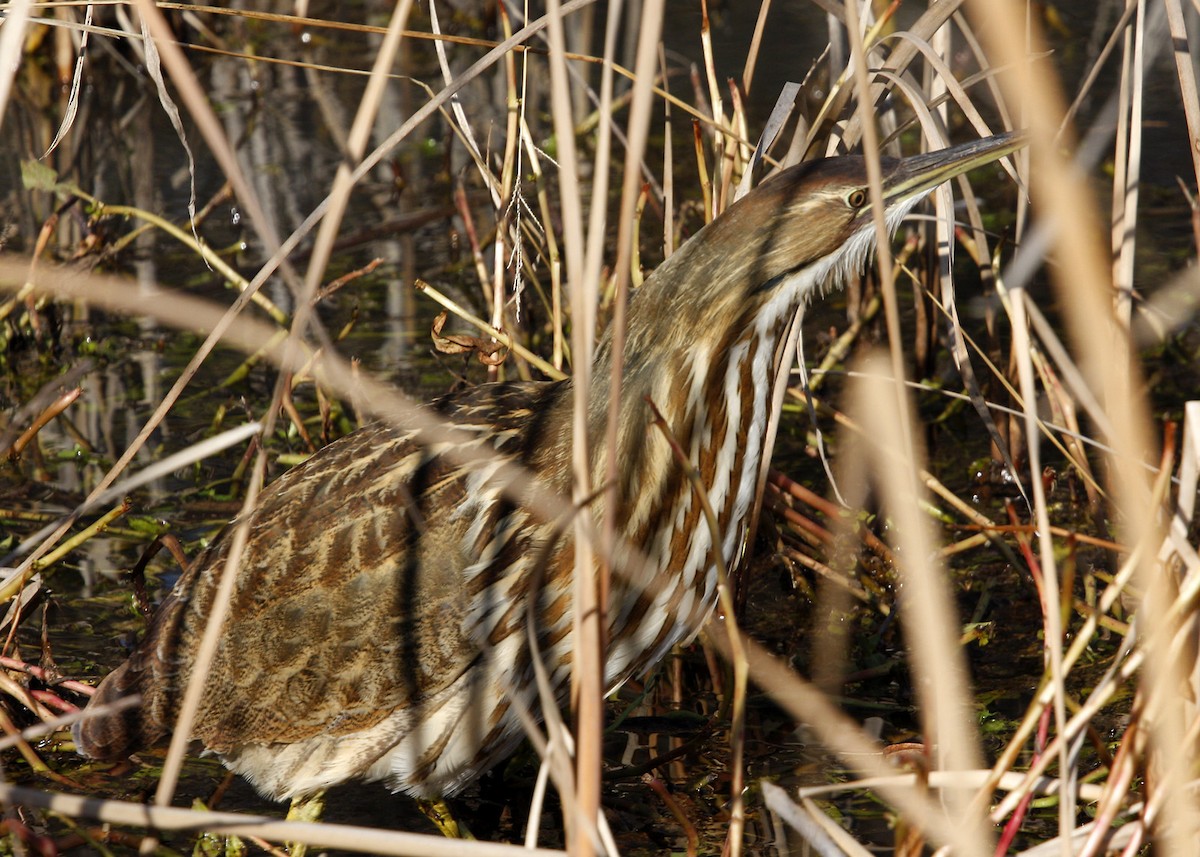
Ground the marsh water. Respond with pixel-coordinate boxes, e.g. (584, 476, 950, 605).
(1, 2, 1197, 854)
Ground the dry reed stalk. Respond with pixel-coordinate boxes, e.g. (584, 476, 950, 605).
(698, 0, 726, 194)
(741, 0, 773, 96)
(658, 43, 675, 258)
(844, 353, 987, 856)
(0, 0, 32, 127)
(516, 112, 568, 370)
(843, 0, 910, 452)
(0, 781, 565, 857)
(542, 2, 602, 851)
(1164, 0, 1200, 190)
(1109, 0, 1144, 331)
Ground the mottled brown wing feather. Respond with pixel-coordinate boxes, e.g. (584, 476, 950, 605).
(75, 379, 568, 759)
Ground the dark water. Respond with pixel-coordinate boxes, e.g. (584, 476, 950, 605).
(0, 2, 1195, 854)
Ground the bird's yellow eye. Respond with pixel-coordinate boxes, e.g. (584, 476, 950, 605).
(847, 189, 868, 209)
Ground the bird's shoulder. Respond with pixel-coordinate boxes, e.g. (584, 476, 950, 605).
(432, 378, 568, 433)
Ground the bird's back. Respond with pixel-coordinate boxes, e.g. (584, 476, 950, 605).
(74, 379, 571, 798)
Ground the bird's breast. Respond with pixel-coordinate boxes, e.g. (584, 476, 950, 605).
(601, 321, 785, 683)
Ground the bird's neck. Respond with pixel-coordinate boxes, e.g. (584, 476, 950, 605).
(601, 279, 809, 538)
(574, 260, 816, 677)
(585, 240, 827, 576)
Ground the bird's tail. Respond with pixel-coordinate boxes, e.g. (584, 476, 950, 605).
(72, 660, 150, 760)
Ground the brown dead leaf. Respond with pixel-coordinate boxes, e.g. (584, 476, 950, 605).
(430, 311, 508, 366)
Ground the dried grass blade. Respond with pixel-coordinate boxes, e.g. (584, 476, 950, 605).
(1164, 0, 1200, 190)
(0, 421, 262, 575)
(428, 0, 502, 207)
(0, 783, 566, 857)
(542, 0, 601, 848)
(699, 0, 724, 127)
(134, 3, 201, 246)
(876, 30, 1022, 184)
(762, 781, 865, 857)
(741, 0, 773, 95)
(1110, 0, 1147, 328)
(734, 82, 799, 202)
(1007, 267, 1073, 849)
(0, 0, 32, 132)
(834, 0, 966, 151)
(42, 3, 93, 158)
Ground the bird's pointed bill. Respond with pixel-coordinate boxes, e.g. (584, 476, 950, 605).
(883, 131, 1026, 206)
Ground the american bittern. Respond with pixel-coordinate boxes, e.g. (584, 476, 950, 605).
(75, 133, 1023, 807)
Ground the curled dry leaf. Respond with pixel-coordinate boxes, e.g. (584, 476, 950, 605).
(430, 311, 508, 367)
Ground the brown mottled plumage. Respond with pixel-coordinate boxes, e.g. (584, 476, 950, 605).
(74, 134, 1023, 801)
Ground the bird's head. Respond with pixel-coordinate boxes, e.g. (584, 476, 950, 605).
(711, 131, 1026, 305)
(606, 132, 1025, 399)
(632, 132, 1024, 328)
